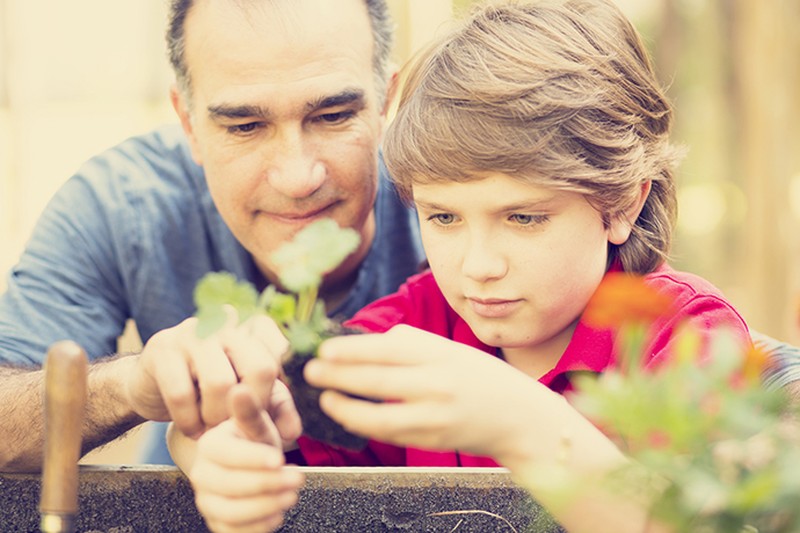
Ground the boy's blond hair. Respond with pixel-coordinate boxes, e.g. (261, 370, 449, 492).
(384, 0, 682, 274)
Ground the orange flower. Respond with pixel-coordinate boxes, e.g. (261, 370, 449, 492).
(741, 344, 771, 385)
(583, 272, 674, 329)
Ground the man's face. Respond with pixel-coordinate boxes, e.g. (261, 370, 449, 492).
(174, 0, 387, 285)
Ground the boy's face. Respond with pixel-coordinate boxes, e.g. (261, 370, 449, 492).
(173, 0, 387, 285)
(414, 173, 632, 362)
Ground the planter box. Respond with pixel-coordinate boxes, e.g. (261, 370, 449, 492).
(0, 465, 564, 532)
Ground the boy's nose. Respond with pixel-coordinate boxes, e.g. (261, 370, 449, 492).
(461, 238, 508, 282)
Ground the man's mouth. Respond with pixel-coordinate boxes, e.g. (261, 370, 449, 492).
(266, 202, 338, 222)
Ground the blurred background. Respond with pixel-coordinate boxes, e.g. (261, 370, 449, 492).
(1, 0, 799, 460)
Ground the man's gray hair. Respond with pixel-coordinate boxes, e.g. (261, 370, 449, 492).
(166, 0, 394, 105)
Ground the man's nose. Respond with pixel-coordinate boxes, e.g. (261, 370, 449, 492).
(264, 128, 326, 199)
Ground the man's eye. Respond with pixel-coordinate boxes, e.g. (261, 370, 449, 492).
(314, 111, 355, 124)
(227, 123, 261, 135)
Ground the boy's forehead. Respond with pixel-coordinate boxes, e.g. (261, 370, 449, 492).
(412, 174, 562, 201)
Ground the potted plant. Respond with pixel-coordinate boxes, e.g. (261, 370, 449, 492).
(193, 218, 368, 450)
(570, 273, 800, 533)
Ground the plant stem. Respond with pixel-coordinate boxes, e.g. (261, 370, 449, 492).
(622, 323, 647, 376)
(296, 286, 318, 323)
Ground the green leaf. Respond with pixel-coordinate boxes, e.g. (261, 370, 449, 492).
(194, 272, 259, 311)
(272, 219, 360, 293)
(286, 321, 322, 355)
(193, 272, 260, 337)
(266, 291, 297, 327)
(195, 305, 228, 339)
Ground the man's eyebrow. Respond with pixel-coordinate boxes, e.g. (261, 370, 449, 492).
(307, 89, 366, 112)
(207, 103, 271, 120)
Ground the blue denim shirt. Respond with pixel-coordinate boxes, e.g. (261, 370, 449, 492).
(0, 124, 424, 462)
(755, 330, 800, 390)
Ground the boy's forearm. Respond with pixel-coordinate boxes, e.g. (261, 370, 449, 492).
(0, 355, 145, 472)
(498, 394, 673, 533)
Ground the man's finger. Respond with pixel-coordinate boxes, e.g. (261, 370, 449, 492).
(194, 349, 239, 428)
(223, 327, 280, 413)
(155, 352, 203, 436)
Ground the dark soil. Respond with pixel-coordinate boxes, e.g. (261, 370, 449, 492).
(282, 332, 369, 450)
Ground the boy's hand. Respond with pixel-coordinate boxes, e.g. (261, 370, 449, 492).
(190, 384, 304, 533)
(304, 324, 552, 461)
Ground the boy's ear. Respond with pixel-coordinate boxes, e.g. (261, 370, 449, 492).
(608, 180, 652, 245)
(170, 84, 204, 166)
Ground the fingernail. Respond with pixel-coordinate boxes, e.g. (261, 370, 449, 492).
(264, 450, 286, 469)
(318, 337, 345, 359)
(304, 360, 321, 381)
(283, 468, 305, 487)
(316, 340, 332, 359)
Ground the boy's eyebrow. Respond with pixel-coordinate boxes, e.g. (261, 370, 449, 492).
(497, 199, 558, 211)
(414, 198, 557, 211)
(412, 199, 448, 211)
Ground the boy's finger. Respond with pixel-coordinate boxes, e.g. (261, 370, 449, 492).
(228, 384, 274, 444)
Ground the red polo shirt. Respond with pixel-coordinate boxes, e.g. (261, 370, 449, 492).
(295, 264, 749, 467)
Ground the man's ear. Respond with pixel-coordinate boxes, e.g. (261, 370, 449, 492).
(608, 180, 652, 245)
(380, 67, 401, 118)
(170, 84, 203, 166)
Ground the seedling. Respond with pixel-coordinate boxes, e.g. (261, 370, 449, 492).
(194, 218, 368, 449)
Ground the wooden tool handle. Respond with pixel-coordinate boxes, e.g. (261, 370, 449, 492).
(39, 341, 87, 530)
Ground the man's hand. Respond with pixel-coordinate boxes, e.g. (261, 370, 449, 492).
(190, 384, 305, 533)
(126, 309, 289, 438)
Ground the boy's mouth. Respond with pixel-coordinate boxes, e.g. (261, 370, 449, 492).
(466, 297, 522, 319)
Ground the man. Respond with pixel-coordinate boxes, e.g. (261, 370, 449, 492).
(0, 0, 423, 470)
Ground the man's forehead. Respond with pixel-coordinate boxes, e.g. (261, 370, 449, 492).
(183, 0, 375, 75)
(188, 0, 369, 29)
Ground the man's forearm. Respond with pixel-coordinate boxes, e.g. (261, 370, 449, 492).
(0, 355, 146, 472)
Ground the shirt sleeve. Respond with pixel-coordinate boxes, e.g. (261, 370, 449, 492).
(643, 293, 751, 369)
(754, 330, 800, 389)
(0, 174, 131, 364)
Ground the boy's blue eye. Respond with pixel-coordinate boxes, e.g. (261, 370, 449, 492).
(430, 213, 455, 225)
(511, 214, 548, 225)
